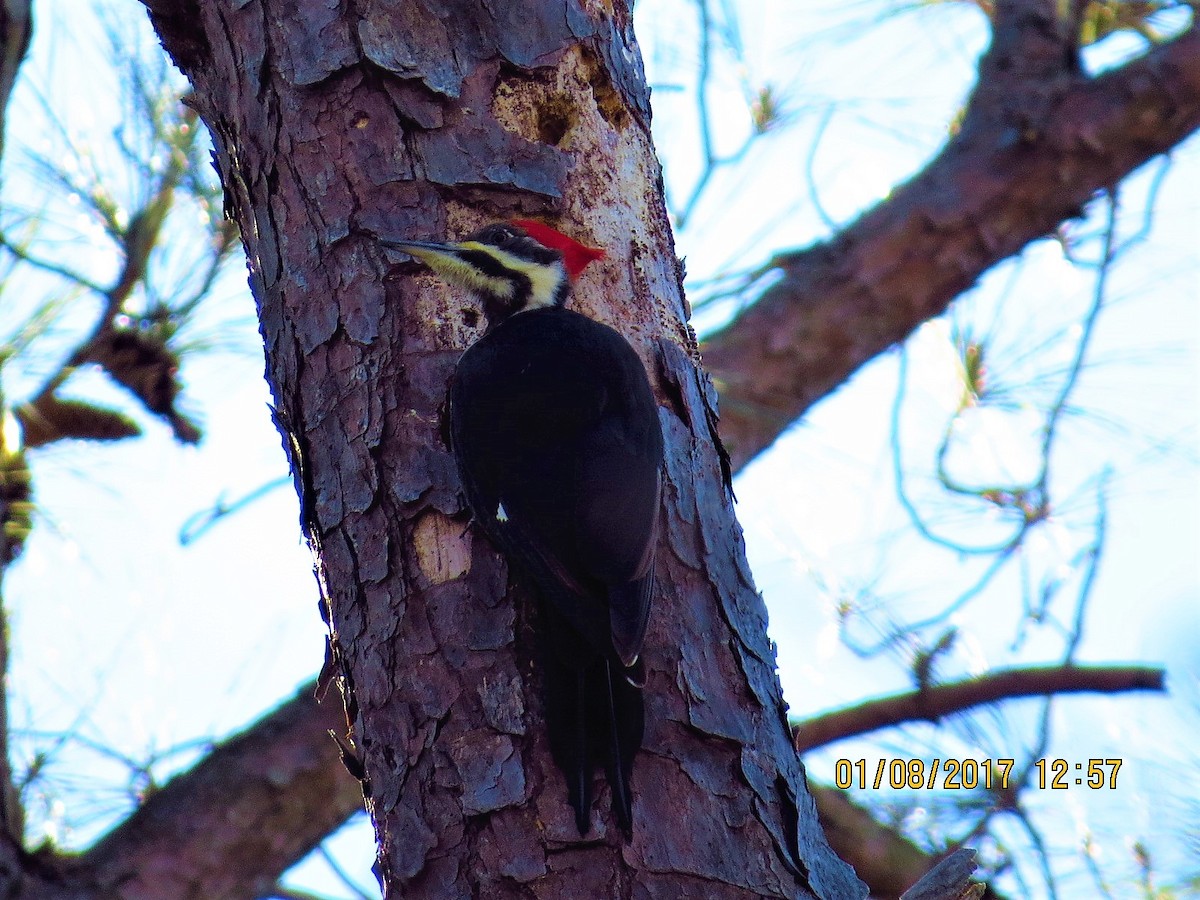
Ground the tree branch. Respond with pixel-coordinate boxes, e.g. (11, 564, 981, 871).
(793, 664, 1165, 753)
(705, 21, 1200, 471)
(814, 787, 999, 900)
(73, 684, 362, 898)
(0, 0, 34, 859)
(0, 0, 31, 165)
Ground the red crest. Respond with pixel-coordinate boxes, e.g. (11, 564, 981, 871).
(511, 219, 606, 281)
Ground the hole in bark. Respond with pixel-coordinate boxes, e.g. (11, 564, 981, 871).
(536, 96, 574, 146)
(587, 69, 628, 131)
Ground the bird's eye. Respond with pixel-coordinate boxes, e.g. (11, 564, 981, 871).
(475, 224, 513, 246)
(471, 223, 524, 248)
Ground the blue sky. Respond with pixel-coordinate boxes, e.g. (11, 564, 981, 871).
(2, 0, 1196, 896)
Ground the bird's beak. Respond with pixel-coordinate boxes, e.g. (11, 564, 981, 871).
(379, 238, 480, 286)
(380, 237, 517, 302)
(380, 238, 463, 268)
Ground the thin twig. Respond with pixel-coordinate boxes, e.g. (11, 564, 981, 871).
(317, 842, 375, 900)
(805, 106, 839, 230)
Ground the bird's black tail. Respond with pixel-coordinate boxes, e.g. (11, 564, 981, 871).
(542, 615, 644, 837)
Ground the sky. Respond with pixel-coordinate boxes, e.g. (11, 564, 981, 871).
(646, 3, 1199, 893)
(1, 0, 1196, 897)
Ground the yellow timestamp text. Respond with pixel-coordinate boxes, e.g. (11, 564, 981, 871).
(1033, 757, 1122, 790)
(832, 757, 1125, 791)
(834, 758, 1016, 791)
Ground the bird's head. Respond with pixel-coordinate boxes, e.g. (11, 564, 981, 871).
(385, 220, 605, 325)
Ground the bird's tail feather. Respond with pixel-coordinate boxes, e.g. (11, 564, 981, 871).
(571, 668, 591, 835)
(602, 657, 642, 836)
(543, 618, 644, 837)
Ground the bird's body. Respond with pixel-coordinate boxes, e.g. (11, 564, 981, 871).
(452, 306, 660, 667)
(386, 222, 662, 836)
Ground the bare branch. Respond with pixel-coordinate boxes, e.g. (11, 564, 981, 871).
(0, 0, 32, 165)
(0, 0, 35, 853)
(902, 849, 983, 900)
(76, 684, 363, 898)
(705, 22, 1200, 471)
(671, 0, 770, 227)
(793, 664, 1164, 753)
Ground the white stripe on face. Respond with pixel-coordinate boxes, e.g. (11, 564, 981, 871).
(402, 245, 516, 301)
(455, 241, 567, 310)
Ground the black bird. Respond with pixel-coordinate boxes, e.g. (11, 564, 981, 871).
(384, 220, 663, 836)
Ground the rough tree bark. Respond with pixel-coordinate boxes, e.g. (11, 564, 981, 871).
(140, 1, 865, 898)
(92, 2, 1192, 896)
(0, 1, 1190, 896)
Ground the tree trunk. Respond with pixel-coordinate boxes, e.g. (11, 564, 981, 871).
(142, 0, 864, 897)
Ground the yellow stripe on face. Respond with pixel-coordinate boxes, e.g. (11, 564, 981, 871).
(457, 242, 566, 310)
(403, 245, 516, 301)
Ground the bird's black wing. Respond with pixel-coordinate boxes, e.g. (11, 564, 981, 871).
(449, 308, 662, 837)
(449, 308, 662, 665)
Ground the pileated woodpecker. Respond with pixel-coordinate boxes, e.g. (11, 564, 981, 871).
(384, 220, 663, 837)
